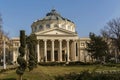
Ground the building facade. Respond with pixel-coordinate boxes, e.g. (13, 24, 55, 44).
(0, 31, 11, 63)
(11, 9, 91, 63)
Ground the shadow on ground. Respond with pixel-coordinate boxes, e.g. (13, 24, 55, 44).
(0, 78, 16, 80)
(0, 78, 27, 80)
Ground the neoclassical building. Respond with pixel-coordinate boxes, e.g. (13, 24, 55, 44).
(11, 9, 91, 63)
(0, 31, 11, 63)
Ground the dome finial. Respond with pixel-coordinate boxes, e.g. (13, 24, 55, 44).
(52, 6, 56, 11)
(51, 7, 56, 13)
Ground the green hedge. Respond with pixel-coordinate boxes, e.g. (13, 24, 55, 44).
(38, 62, 66, 66)
(66, 61, 92, 66)
(38, 61, 101, 66)
(0, 67, 17, 73)
(103, 63, 120, 68)
(38, 61, 120, 67)
(55, 70, 120, 80)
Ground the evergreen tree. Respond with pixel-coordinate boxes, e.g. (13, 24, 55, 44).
(86, 32, 109, 62)
(26, 34, 37, 71)
(16, 30, 27, 80)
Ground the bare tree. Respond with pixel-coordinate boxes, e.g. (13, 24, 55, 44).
(0, 13, 3, 58)
(0, 13, 2, 30)
(101, 17, 120, 63)
(0, 13, 11, 64)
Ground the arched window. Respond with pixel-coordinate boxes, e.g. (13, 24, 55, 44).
(39, 25, 43, 30)
(46, 24, 50, 28)
(72, 27, 74, 31)
(68, 26, 71, 30)
(54, 24, 58, 28)
(61, 24, 65, 29)
(34, 26, 37, 32)
(81, 43, 85, 46)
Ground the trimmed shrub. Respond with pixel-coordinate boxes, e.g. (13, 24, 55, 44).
(103, 63, 116, 67)
(38, 62, 66, 66)
(55, 70, 120, 80)
(0, 67, 17, 73)
(38, 61, 96, 66)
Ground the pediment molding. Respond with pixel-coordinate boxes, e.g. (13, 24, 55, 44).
(35, 28, 77, 36)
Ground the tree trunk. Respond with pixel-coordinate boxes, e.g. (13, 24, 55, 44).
(18, 75, 22, 80)
(115, 49, 118, 63)
(103, 56, 106, 63)
(84, 55, 86, 63)
(97, 57, 100, 62)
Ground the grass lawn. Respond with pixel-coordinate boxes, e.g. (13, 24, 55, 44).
(0, 65, 120, 80)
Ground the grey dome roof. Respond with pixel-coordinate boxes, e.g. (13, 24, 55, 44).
(42, 9, 74, 23)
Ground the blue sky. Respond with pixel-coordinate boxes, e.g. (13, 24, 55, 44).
(0, 0, 120, 38)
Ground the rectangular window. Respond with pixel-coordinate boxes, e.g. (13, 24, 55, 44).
(68, 26, 71, 30)
(81, 43, 85, 46)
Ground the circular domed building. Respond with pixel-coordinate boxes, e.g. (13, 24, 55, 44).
(31, 9, 76, 33)
(11, 9, 91, 63)
(32, 9, 79, 62)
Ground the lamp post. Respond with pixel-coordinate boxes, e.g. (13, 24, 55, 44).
(3, 40, 6, 69)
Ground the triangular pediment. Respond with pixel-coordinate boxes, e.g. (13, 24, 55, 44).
(35, 28, 77, 35)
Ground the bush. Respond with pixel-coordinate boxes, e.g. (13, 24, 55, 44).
(38, 62, 66, 66)
(38, 61, 96, 66)
(66, 61, 94, 66)
(0, 67, 17, 73)
(55, 70, 120, 80)
(103, 63, 116, 67)
(66, 61, 85, 66)
(55, 70, 91, 80)
(0, 62, 3, 66)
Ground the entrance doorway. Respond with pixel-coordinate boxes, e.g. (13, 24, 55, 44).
(54, 50, 58, 61)
(47, 50, 51, 61)
(62, 50, 66, 61)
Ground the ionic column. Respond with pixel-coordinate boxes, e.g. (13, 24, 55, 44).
(12, 43, 16, 62)
(44, 40, 47, 62)
(78, 41, 80, 61)
(51, 40, 55, 62)
(59, 39, 62, 62)
(67, 40, 70, 62)
(37, 40, 40, 62)
(73, 40, 76, 61)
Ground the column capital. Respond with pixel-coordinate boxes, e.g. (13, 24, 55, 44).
(59, 39, 62, 42)
(73, 39, 77, 42)
(37, 40, 39, 43)
(51, 39, 55, 42)
(66, 39, 70, 42)
(43, 39, 47, 42)
(74, 41, 77, 43)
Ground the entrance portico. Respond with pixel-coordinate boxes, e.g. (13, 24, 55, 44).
(37, 38, 78, 62)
